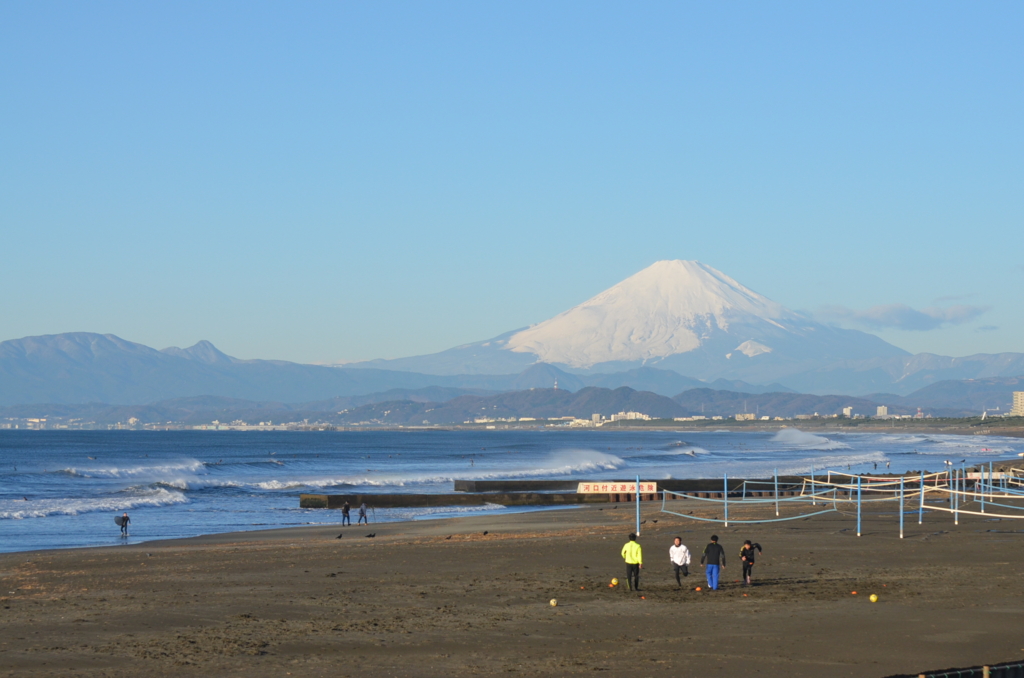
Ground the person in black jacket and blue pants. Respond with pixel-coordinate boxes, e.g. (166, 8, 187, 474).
(700, 535, 726, 590)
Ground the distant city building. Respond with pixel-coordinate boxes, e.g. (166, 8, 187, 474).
(592, 413, 602, 424)
(842, 406, 853, 418)
(1012, 392, 1024, 417)
(734, 413, 756, 421)
(876, 405, 889, 417)
(609, 411, 651, 422)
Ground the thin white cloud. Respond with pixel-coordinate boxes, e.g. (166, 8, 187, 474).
(819, 303, 989, 331)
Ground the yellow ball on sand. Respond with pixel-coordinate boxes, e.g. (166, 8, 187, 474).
(611, 578, 618, 586)
(869, 594, 878, 603)
(549, 598, 558, 607)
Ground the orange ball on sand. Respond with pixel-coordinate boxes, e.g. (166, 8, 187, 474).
(695, 587, 702, 591)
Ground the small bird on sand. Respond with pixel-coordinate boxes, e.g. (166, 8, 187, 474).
(652, 520, 658, 524)
(365, 533, 375, 538)
(336, 533, 343, 539)
(445, 535, 452, 540)
(482, 531, 488, 535)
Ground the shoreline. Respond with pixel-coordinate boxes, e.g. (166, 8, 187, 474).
(3, 501, 1024, 677)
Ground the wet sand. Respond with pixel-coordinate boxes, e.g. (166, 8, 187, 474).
(2, 501, 1023, 677)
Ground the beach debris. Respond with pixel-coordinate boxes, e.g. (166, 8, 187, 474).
(549, 598, 557, 607)
(365, 533, 376, 538)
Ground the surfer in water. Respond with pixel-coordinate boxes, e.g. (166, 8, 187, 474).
(120, 512, 130, 537)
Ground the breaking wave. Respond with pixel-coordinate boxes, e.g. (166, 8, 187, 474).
(0, 487, 188, 520)
(771, 428, 850, 451)
(57, 460, 207, 479)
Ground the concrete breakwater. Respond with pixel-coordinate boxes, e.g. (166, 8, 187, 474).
(300, 477, 809, 509)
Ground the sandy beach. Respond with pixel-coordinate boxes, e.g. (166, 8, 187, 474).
(2, 500, 1023, 678)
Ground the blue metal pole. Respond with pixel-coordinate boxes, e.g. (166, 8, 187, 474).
(953, 468, 959, 526)
(774, 468, 779, 516)
(981, 464, 986, 513)
(899, 475, 904, 539)
(724, 473, 729, 527)
(811, 464, 815, 506)
(636, 474, 641, 536)
(856, 474, 862, 537)
(918, 470, 924, 525)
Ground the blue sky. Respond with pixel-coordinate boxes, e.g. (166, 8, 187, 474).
(1, 2, 1021, 363)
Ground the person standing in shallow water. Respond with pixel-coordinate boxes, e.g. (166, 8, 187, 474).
(341, 501, 351, 526)
(357, 502, 369, 525)
(120, 512, 130, 537)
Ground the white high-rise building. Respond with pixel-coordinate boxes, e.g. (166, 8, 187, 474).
(1011, 392, 1024, 417)
(842, 406, 853, 418)
(876, 405, 888, 417)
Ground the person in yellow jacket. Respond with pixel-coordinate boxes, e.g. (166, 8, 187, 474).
(621, 533, 643, 591)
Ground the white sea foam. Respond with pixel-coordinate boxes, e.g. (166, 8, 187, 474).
(771, 428, 850, 451)
(240, 449, 628, 491)
(0, 487, 188, 520)
(58, 460, 207, 479)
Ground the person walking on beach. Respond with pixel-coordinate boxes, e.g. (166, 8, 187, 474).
(621, 533, 643, 592)
(739, 540, 762, 586)
(120, 512, 130, 537)
(669, 537, 690, 587)
(341, 501, 351, 526)
(700, 535, 726, 590)
(357, 502, 369, 525)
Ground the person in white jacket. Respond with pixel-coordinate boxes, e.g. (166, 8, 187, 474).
(669, 536, 691, 587)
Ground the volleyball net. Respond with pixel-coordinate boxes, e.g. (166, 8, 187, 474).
(659, 463, 1024, 536)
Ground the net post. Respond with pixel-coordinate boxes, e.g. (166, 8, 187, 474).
(724, 473, 729, 527)
(856, 474, 862, 537)
(899, 475, 904, 539)
(954, 468, 959, 526)
(774, 468, 779, 517)
(918, 470, 924, 525)
(636, 474, 641, 536)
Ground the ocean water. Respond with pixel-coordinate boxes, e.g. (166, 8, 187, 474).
(0, 429, 1018, 553)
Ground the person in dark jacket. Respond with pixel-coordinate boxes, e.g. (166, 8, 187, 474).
(700, 535, 726, 590)
(120, 512, 130, 537)
(341, 501, 351, 526)
(739, 540, 762, 586)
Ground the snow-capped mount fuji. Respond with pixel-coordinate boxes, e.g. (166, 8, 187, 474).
(356, 260, 910, 386)
(506, 260, 812, 367)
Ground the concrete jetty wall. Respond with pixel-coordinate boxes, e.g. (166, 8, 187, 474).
(453, 478, 806, 493)
(300, 477, 810, 509)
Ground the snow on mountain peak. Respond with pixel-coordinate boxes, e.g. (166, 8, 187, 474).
(506, 260, 799, 368)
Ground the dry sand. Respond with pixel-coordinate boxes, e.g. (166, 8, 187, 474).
(2, 500, 1023, 677)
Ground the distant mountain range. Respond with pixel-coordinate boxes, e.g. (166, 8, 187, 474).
(0, 332, 784, 406)
(351, 261, 1024, 395)
(1, 262, 1022, 408)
